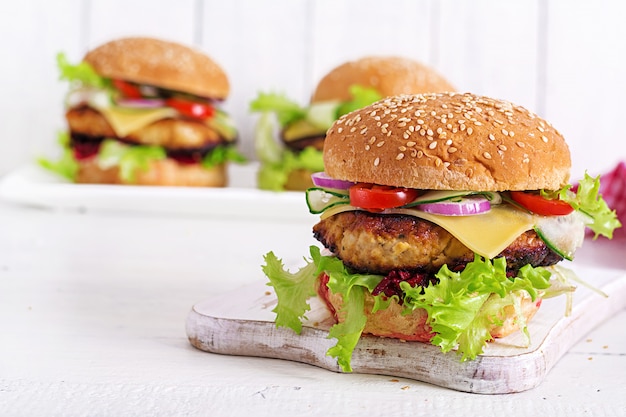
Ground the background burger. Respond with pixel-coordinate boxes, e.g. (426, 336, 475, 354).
(263, 92, 621, 372)
(249, 56, 455, 191)
(40, 37, 243, 186)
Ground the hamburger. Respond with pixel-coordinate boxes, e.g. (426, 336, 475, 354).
(40, 37, 243, 186)
(250, 56, 455, 191)
(263, 92, 621, 372)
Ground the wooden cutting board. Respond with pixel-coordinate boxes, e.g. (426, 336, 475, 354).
(186, 264, 626, 394)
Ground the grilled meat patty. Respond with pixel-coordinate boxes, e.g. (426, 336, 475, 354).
(313, 210, 562, 275)
(66, 105, 222, 149)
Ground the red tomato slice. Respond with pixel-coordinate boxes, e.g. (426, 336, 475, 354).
(349, 183, 420, 210)
(510, 191, 574, 216)
(165, 97, 215, 120)
(112, 79, 143, 99)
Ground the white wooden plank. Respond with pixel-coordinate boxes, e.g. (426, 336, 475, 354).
(200, 0, 311, 159)
(310, 0, 436, 87)
(0, 0, 84, 175)
(87, 0, 196, 48)
(544, 0, 626, 179)
(437, 0, 539, 111)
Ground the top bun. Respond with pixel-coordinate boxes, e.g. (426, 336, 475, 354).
(311, 56, 455, 103)
(83, 37, 229, 99)
(324, 93, 571, 191)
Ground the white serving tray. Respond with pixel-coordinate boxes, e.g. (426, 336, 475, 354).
(0, 163, 311, 221)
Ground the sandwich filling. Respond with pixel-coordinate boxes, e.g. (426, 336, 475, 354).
(41, 53, 244, 183)
(263, 173, 620, 372)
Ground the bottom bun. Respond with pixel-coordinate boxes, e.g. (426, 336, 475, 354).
(318, 274, 541, 341)
(284, 169, 314, 191)
(76, 158, 227, 187)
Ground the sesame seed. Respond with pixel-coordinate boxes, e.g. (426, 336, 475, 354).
(445, 139, 453, 145)
(417, 150, 424, 158)
(374, 157, 380, 166)
(542, 135, 548, 143)
(443, 162, 451, 168)
(396, 153, 405, 160)
(467, 127, 474, 135)
(516, 141, 525, 148)
(435, 158, 442, 167)
(369, 136, 376, 144)
(398, 146, 407, 151)
(502, 128, 508, 135)
(337, 127, 343, 133)
(365, 145, 370, 151)
(350, 127, 357, 133)
(483, 152, 492, 159)
(427, 129, 434, 136)
(377, 141, 385, 147)
(429, 141, 438, 149)
(509, 130, 515, 137)
(448, 147, 458, 153)
(498, 144, 507, 151)
(417, 119, 424, 125)
(360, 127, 368, 134)
(406, 141, 416, 147)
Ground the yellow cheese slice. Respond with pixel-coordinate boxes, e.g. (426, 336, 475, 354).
(321, 205, 536, 259)
(96, 106, 177, 137)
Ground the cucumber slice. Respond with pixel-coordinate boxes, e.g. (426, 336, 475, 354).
(306, 187, 349, 214)
(534, 212, 586, 261)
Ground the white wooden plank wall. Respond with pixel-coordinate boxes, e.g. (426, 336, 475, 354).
(1, 0, 625, 180)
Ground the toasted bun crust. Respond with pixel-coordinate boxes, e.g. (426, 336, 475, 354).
(83, 37, 229, 99)
(324, 93, 571, 191)
(321, 283, 541, 341)
(76, 158, 227, 187)
(311, 56, 455, 103)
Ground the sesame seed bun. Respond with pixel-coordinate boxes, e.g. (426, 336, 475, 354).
(76, 158, 227, 187)
(324, 92, 571, 191)
(83, 37, 229, 99)
(320, 278, 541, 340)
(311, 56, 455, 103)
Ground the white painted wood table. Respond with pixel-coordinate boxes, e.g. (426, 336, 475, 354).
(0, 189, 625, 416)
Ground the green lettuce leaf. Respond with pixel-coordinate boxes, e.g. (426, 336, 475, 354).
(257, 147, 324, 191)
(96, 139, 166, 183)
(249, 92, 307, 127)
(37, 131, 79, 181)
(262, 248, 321, 334)
(551, 172, 622, 239)
(401, 256, 551, 361)
(201, 145, 247, 169)
(314, 249, 383, 371)
(57, 52, 110, 90)
(263, 247, 557, 371)
(336, 85, 383, 117)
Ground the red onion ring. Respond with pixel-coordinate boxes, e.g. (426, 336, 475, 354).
(311, 172, 355, 190)
(418, 196, 491, 216)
